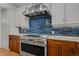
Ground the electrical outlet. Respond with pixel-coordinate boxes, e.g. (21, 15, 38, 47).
(52, 31, 54, 34)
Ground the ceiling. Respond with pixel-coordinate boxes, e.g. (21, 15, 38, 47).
(0, 3, 32, 10)
(0, 3, 51, 10)
(8, 3, 32, 7)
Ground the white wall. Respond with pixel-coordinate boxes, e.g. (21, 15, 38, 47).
(15, 6, 29, 28)
(9, 8, 18, 35)
(0, 5, 29, 49)
(1, 8, 10, 49)
(10, 4, 32, 35)
(9, 6, 30, 35)
(0, 7, 17, 49)
(0, 10, 1, 47)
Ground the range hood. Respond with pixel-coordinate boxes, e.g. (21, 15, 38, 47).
(23, 3, 50, 17)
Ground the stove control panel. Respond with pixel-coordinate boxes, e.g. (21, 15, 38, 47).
(20, 35, 47, 46)
(28, 39, 45, 44)
(21, 38, 46, 46)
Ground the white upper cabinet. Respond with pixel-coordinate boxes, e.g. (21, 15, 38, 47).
(66, 3, 79, 24)
(52, 3, 79, 27)
(52, 3, 64, 25)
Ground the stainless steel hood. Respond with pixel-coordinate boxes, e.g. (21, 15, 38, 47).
(23, 3, 48, 16)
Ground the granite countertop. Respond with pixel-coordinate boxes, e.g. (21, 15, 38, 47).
(20, 34, 79, 42)
(10, 34, 79, 42)
(48, 35, 79, 42)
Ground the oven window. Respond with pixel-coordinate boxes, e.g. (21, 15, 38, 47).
(21, 43, 45, 56)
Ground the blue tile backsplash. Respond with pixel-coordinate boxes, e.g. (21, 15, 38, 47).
(29, 15, 52, 34)
(19, 15, 52, 34)
(19, 14, 79, 36)
(52, 27, 79, 36)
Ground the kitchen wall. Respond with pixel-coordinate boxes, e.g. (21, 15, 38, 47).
(13, 3, 52, 34)
(8, 3, 52, 35)
(0, 3, 52, 49)
(15, 6, 29, 28)
(1, 3, 79, 36)
(1, 3, 79, 49)
(13, 3, 79, 35)
(0, 10, 1, 47)
(0, 4, 31, 49)
(9, 8, 17, 35)
(51, 3, 79, 35)
(0, 7, 17, 49)
(9, 5, 30, 35)
(1, 8, 10, 49)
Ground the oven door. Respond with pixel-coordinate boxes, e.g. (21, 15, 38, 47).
(21, 42, 45, 56)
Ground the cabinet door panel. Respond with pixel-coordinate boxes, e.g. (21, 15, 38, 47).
(66, 3, 79, 23)
(48, 39, 76, 56)
(14, 36, 20, 53)
(75, 42, 79, 56)
(9, 37, 14, 51)
(48, 39, 75, 48)
(52, 3, 64, 25)
(60, 47, 75, 56)
(48, 47, 59, 56)
(9, 35, 20, 53)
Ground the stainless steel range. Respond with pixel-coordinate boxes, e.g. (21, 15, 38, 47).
(20, 34, 48, 56)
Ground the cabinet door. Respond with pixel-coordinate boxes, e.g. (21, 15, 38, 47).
(52, 3, 64, 25)
(9, 35, 20, 53)
(48, 46, 75, 56)
(13, 36, 20, 53)
(48, 39, 60, 56)
(75, 42, 79, 56)
(66, 3, 79, 23)
(48, 39, 76, 56)
(9, 36, 14, 51)
(60, 47, 75, 56)
(48, 47, 59, 56)
(74, 48, 79, 56)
